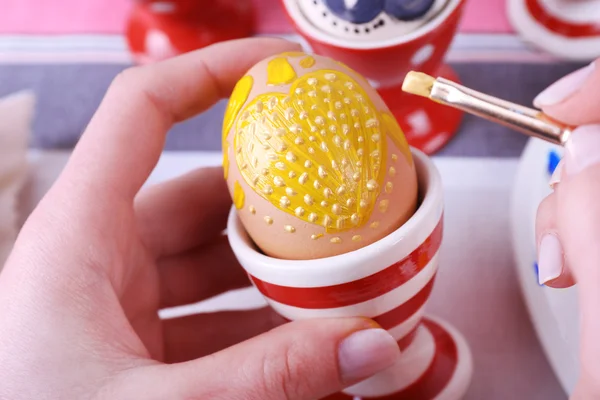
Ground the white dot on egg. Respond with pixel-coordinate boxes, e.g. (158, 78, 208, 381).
(411, 44, 435, 66)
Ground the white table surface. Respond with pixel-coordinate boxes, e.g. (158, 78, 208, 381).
(18, 150, 567, 400)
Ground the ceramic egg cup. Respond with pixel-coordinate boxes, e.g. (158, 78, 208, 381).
(228, 148, 473, 400)
(508, 0, 600, 61)
(281, 0, 468, 155)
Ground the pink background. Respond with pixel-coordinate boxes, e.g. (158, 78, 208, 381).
(0, 0, 513, 34)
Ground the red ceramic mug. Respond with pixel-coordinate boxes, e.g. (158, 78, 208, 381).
(126, 0, 254, 64)
(280, 0, 468, 154)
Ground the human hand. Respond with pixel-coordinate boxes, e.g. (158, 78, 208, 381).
(0, 38, 400, 400)
(534, 59, 600, 399)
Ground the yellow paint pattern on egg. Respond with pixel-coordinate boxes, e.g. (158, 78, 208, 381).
(223, 141, 229, 180)
(223, 75, 253, 144)
(381, 112, 413, 166)
(266, 57, 297, 86)
(299, 56, 316, 68)
(233, 69, 386, 232)
(233, 181, 245, 209)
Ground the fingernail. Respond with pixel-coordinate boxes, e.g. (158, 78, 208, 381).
(549, 161, 562, 189)
(565, 124, 600, 175)
(338, 328, 400, 384)
(538, 234, 564, 285)
(534, 62, 595, 108)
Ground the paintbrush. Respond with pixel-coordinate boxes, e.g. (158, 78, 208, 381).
(402, 71, 573, 146)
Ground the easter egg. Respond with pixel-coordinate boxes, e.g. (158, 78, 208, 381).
(222, 52, 418, 260)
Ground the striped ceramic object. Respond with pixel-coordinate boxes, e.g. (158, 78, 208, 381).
(228, 148, 473, 399)
(508, 0, 600, 61)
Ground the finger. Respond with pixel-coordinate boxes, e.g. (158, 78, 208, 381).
(136, 167, 231, 257)
(59, 38, 301, 202)
(158, 235, 250, 308)
(553, 153, 600, 393)
(535, 193, 575, 288)
(534, 60, 600, 125)
(162, 307, 286, 363)
(150, 318, 400, 400)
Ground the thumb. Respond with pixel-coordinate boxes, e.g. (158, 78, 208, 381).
(551, 128, 600, 398)
(146, 318, 399, 400)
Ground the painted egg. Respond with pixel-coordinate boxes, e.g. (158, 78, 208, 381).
(222, 52, 418, 260)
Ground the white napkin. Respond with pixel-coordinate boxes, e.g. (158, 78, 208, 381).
(0, 91, 34, 268)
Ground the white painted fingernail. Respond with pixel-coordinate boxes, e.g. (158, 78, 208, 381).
(549, 161, 562, 189)
(534, 62, 595, 108)
(538, 234, 564, 285)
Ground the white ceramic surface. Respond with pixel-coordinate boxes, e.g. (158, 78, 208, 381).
(510, 137, 579, 395)
(296, 0, 448, 42)
(508, 0, 600, 61)
(282, 0, 463, 49)
(541, 0, 600, 23)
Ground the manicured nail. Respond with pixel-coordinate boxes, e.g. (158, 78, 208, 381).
(534, 62, 595, 108)
(565, 124, 600, 175)
(538, 234, 564, 285)
(549, 161, 562, 189)
(338, 328, 400, 383)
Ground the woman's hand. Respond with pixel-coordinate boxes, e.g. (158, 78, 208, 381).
(534, 59, 600, 399)
(0, 38, 400, 400)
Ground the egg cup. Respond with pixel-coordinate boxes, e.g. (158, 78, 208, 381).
(228, 148, 473, 400)
(508, 0, 600, 61)
(280, 0, 468, 154)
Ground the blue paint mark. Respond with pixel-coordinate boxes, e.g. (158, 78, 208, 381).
(533, 262, 544, 286)
(547, 150, 561, 175)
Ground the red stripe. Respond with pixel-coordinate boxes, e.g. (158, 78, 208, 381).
(322, 319, 458, 400)
(373, 276, 435, 330)
(280, 273, 436, 331)
(397, 326, 418, 352)
(527, 0, 600, 38)
(250, 218, 443, 309)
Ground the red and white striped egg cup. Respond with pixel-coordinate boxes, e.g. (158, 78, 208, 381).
(280, 0, 468, 155)
(508, 0, 600, 61)
(227, 148, 473, 400)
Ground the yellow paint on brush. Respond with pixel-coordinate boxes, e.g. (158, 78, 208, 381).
(223, 75, 253, 143)
(299, 56, 316, 68)
(266, 57, 297, 86)
(233, 181, 245, 209)
(233, 69, 387, 232)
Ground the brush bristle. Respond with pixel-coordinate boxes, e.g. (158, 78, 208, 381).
(402, 71, 435, 98)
